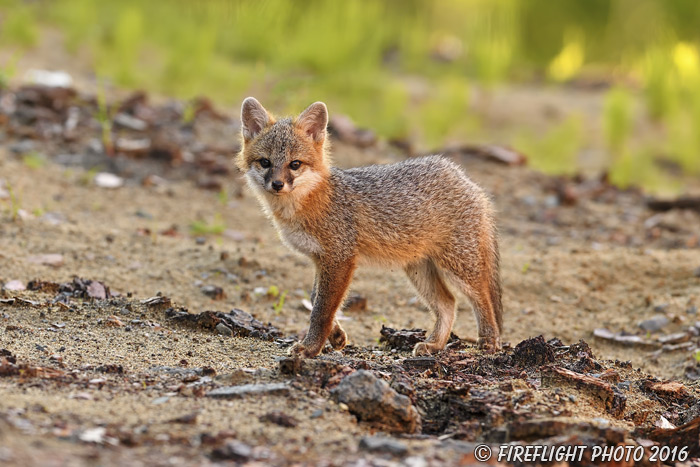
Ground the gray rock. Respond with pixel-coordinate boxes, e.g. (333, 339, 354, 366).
(521, 196, 537, 206)
(618, 381, 631, 391)
(114, 112, 148, 131)
(440, 440, 480, 454)
(544, 195, 559, 208)
(402, 356, 437, 371)
(694, 266, 700, 278)
(202, 285, 225, 300)
(215, 323, 232, 336)
(638, 315, 669, 333)
(206, 383, 289, 399)
(54, 153, 84, 166)
(359, 436, 408, 456)
(331, 370, 420, 433)
(9, 140, 35, 154)
(211, 440, 253, 461)
(149, 366, 200, 377)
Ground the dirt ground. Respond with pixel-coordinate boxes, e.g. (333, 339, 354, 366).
(1, 78, 700, 465)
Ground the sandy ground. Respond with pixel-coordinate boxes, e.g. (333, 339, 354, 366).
(1, 132, 700, 465)
(2, 140, 699, 370)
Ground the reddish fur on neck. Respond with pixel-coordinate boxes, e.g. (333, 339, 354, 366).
(298, 172, 331, 223)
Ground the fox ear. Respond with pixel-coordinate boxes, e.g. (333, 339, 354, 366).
(241, 97, 271, 142)
(296, 101, 328, 143)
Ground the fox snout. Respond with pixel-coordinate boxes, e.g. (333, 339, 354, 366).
(262, 167, 292, 194)
(267, 178, 292, 194)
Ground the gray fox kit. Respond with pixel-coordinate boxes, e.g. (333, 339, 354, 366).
(237, 97, 502, 358)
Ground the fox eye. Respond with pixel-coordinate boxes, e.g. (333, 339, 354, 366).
(259, 158, 271, 168)
(289, 160, 302, 170)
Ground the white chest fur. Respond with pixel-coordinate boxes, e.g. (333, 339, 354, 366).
(276, 222, 322, 256)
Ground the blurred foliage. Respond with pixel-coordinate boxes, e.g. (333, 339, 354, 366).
(547, 29, 585, 82)
(608, 148, 678, 192)
(0, 3, 37, 47)
(515, 116, 583, 175)
(603, 87, 633, 154)
(1, 0, 700, 190)
(0, 53, 17, 88)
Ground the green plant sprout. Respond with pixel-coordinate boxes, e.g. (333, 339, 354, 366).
(182, 100, 197, 124)
(96, 81, 114, 156)
(267, 285, 280, 298)
(5, 181, 20, 222)
(79, 167, 101, 186)
(22, 152, 46, 170)
(272, 291, 288, 315)
(217, 188, 228, 206)
(373, 315, 388, 324)
(189, 214, 226, 235)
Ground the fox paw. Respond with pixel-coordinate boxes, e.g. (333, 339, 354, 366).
(328, 327, 347, 350)
(413, 342, 443, 356)
(288, 341, 321, 358)
(477, 337, 501, 353)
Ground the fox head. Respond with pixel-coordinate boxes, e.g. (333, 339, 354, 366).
(237, 98, 330, 204)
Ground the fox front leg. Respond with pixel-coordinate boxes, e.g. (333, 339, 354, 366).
(309, 270, 346, 350)
(289, 258, 355, 358)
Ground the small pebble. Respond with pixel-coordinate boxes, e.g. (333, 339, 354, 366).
(216, 323, 233, 336)
(359, 436, 408, 456)
(638, 315, 669, 333)
(618, 381, 631, 391)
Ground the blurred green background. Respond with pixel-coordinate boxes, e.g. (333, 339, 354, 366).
(1, 0, 700, 191)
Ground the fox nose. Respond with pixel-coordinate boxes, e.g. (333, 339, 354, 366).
(271, 181, 284, 192)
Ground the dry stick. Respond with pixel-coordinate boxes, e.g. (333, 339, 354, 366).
(647, 196, 700, 212)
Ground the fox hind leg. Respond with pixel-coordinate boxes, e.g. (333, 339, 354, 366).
(468, 277, 501, 351)
(441, 266, 501, 352)
(404, 258, 456, 356)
